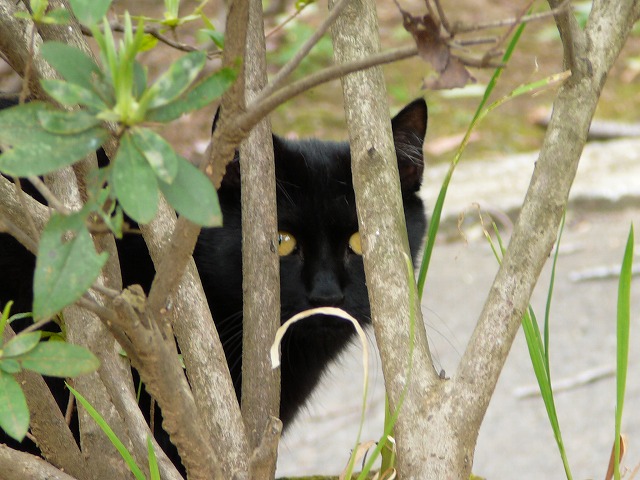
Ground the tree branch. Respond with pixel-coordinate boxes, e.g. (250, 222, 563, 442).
(140, 199, 249, 478)
(240, 0, 281, 465)
(329, 2, 439, 480)
(547, 0, 585, 71)
(0, 444, 79, 480)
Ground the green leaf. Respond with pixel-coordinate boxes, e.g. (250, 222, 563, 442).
(146, 67, 236, 123)
(111, 132, 159, 224)
(147, 436, 161, 480)
(2, 332, 41, 358)
(159, 156, 221, 226)
(67, 384, 146, 480)
(140, 34, 159, 52)
(0, 102, 108, 176)
(198, 29, 224, 49)
(130, 127, 179, 183)
(40, 42, 102, 91)
(20, 341, 100, 377)
(614, 224, 634, 479)
(67, 0, 112, 26)
(37, 109, 102, 134)
(0, 301, 12, 337)
(145, 51, 206, 109)
(33, 213, 109, 320)
(0, 370, 29, 441)
(0, 359, 21, 374)
(41, 78, 106, 110)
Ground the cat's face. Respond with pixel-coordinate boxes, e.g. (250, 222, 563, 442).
(195, 99, 428, 423)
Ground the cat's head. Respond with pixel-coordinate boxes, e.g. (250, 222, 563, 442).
(211, 99, 427, 330)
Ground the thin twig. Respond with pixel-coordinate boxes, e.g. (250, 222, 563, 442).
(64, 394, 74, 426)
(450, 36, 499, 48)
(27, 176, 71, 215)
(547, 0, 583, 72)
(451, 0, 571, 34)
(0, 211, 38, 254)
(432, 0, 451, 34)
(89, 283, 120, 299)
(483, 0, 535, 62)
(249, 45, 418, 118)
(21, 318, 54, 334)
(80, 22, 222, 58)
(258, 0, 351, 102)
(265, 0, 312, 39)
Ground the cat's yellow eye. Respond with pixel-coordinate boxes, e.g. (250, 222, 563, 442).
(348, 232, 362, 255)
(278, 231, 297, 256)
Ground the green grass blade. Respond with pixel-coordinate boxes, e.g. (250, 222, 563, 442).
(544, 212, 566, 376)
(67, 383, 146, 480)
(147, 435, 161, 480)
(417, 19, 528, 300)
(484, 219, 573, 479)
(614, 224, 634, 480)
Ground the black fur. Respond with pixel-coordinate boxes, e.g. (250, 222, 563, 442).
(0, 98, 428, 466)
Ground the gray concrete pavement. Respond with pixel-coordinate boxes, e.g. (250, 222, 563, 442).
(277, 138, 640, 479)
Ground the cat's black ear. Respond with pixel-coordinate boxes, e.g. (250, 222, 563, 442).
(391, 98, 427, 193)
(220, 154, 241, 190)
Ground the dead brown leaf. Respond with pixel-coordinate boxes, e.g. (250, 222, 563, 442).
(396, 4, 475, 90)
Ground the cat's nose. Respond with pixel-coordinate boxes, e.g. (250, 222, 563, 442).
(309, 272, 345, 307)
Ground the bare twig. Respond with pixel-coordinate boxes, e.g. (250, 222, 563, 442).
(89, 283, 119, 299)
(248, 45, 418, 125)
(20, 318, 54, 334)
(0, 211, 38, 254)
(432, 0, 451, 34)
(258, 0, 350, 101)
(481, 0, 535, 65)
(547, 0, 584, 71)
(64, 395, 74, 426)
(265, 0, 311, 38)
(80, 22, 222, 58)
(27, 176, 71, 215)
(450, 0, 571, 34)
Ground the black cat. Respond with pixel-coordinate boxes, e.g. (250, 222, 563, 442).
(0, 98, 427, 465)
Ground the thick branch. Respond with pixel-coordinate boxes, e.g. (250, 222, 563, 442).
(111, 286, 222, 480)
(240, 0, 281, 464)
(140, 199, 249, 479)
(0, 444, 78, 480)
(329, 2, 438, 479)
